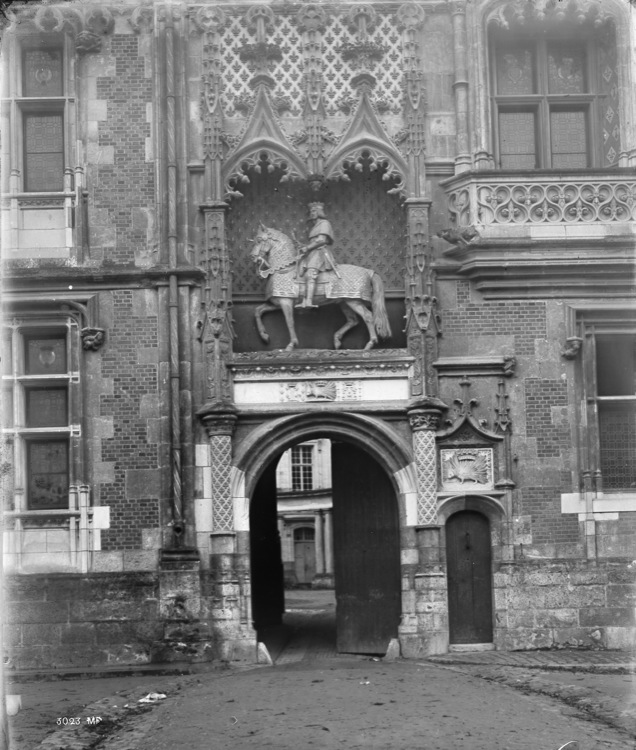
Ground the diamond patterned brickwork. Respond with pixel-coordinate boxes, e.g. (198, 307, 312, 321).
(322, 11, 403, 116)
(414, 429, 437, 525)
(220, 13, 304, 117)
(218, 9, 403, 119)
(210, 435, 233, 532)
(228, 165, 405, 296)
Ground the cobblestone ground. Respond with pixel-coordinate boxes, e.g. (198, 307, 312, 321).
(6, 590, 636, 750)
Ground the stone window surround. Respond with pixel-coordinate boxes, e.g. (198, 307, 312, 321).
(561, 301, 636, 517)
(469, 0, 635, 171)
(1, 30, 77, 259)
(1, 306, 108, 573)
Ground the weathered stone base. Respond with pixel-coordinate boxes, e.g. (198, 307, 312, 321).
(493, 560, 636, 652)
(3, 572, 163, 670)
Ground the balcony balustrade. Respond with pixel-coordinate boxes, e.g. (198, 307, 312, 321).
(442, 170, 636, 234)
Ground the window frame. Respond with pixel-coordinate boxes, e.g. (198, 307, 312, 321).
(580, 315, 636, 493)
(1, 32, 75, 195)
(291, 444, 314, 492)
(2, 315, 81, 512)
(490, 33, 603, 169)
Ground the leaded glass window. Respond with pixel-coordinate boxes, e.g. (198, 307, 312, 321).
(23, 48, 63, 97)
(491, 31, 617, 169)
(2, 321, 75, 511)
(23, 113, 64, 192)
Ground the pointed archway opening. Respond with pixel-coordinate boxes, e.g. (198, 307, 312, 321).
(249, 435, 401, 662)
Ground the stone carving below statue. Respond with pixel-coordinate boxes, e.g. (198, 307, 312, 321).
(280, 380, 362, 402)
(440, 448, 494, 489)
(250, 204, 392, 351)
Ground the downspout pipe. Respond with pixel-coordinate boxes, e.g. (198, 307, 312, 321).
(165, 7, 184, 547)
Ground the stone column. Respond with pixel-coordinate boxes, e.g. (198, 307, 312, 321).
(406, 398, 449, 657)
(197, 402, 255, 662)
(324, 509, 334, 577)
(449, 0, 471, 173)
(407, 399, 445, 527)
(198, 403, 238, 540)
(314, 509, 325, 577)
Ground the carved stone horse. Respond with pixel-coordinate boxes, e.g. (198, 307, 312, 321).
(250, 225, 392, 351)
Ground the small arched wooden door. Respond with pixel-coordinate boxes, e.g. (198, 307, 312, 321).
(446, 510, 493, 644)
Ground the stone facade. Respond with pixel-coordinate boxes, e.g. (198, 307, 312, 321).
(2, 0, 636, 670)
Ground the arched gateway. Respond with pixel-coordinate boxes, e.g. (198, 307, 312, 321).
(233, 412, 413, 655)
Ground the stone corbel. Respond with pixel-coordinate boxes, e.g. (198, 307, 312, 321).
(59, 299, 106, 351)
(562, 336, 583, 360)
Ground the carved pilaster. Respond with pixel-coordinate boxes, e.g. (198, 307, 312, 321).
(397, 3, 426, 196)
(404, 199, 439, 398)
(198, 403, 238, 534)
(196, 7, 227, 202)
(408, 398, 447, 526)
(199, 203, 233, 404)
(494, 378, 515, 488)
(298, 4, 328, 173)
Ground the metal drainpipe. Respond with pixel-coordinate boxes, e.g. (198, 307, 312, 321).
(165, 8, 183, 546)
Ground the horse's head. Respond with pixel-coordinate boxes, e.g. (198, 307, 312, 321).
(250, 224, 295, 277)
(250, 223, 273, 268)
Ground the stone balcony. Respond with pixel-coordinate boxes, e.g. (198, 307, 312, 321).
(442, 169, 636, 238)
(438, 169, 636, 298)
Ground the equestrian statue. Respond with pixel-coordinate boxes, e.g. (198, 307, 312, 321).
(250, 202, 392, 351)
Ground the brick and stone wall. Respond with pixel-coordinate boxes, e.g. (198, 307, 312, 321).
(86, 33, 155, 265)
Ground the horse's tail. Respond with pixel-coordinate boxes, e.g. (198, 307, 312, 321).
(371, 273, 392, 340)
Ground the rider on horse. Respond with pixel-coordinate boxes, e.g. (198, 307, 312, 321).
(296, 202, 339, 309)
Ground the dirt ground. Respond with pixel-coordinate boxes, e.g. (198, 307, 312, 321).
(96, 659, 633, 750)
(7, 590, 636, 750)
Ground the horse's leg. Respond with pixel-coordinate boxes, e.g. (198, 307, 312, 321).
(346, 300, 378, 350)
(279, 298, 299, 351)
(334, 302, 359, 350)
(254, 301, 280, 343)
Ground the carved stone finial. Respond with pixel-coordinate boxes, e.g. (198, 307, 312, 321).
(347, 4, 377, 36)
(297, 4, 328, 33)
(130, 6, 155, 34)
(397, 3, 426, 30)
(246, 5, 276, 37)
(34, 6, 65, 33)
(192, 6, 226, 34)
(84, 7, 115, 36)
(562, 337, 583, 360)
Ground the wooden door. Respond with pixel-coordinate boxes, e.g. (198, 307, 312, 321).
(446, 510, 493, 644)
(250, 460, 285, 633)
(331, 442, 401, 654)
(294, 541, 316, 584)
